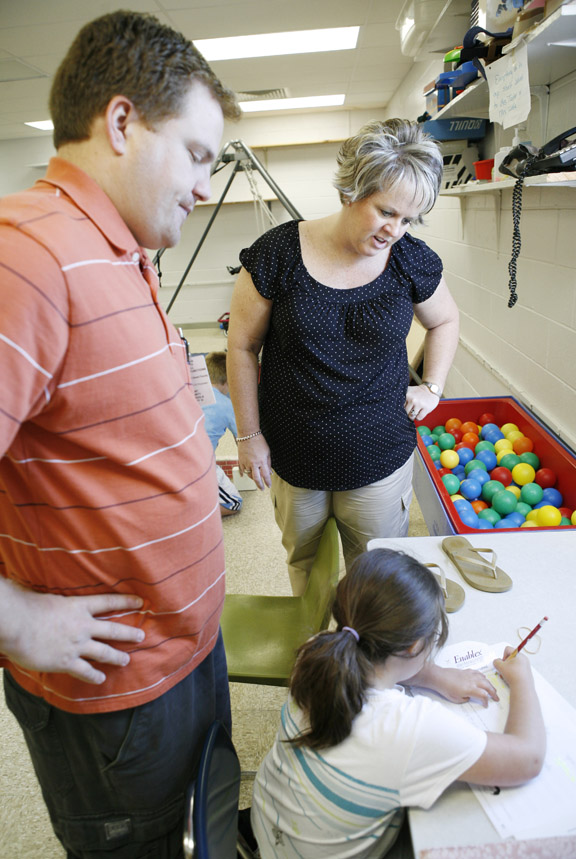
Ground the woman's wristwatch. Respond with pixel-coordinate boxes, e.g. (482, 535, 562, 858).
(421, 381, 442, 398)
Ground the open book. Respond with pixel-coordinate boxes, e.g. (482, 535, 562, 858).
(415, 641, 576, 841)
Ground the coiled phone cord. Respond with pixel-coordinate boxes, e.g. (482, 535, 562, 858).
(507, 177, 524, 308)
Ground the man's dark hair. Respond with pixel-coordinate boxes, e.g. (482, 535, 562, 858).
(49, 10, 240, 148)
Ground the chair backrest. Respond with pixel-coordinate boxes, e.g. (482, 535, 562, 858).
(183, 720, 241, 859)
(300, 517, 340, 630)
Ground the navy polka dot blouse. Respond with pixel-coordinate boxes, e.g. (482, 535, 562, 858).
(239, 220, 442, 491)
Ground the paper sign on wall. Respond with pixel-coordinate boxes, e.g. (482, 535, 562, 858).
(485, 42, 531, 129)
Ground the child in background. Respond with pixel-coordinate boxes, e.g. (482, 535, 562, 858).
(202, 351, 242, 516)
(252, 549, 545, 859)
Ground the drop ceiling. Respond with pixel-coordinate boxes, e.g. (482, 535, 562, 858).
(0, 0, 473, 142)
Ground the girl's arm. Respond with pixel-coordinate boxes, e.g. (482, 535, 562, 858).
(406, 661, 499, 706)
(459, 648, 546, 786)
(227, 268, 274, 490)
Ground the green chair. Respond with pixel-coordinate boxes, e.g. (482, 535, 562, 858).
(220, 518, 340, 685)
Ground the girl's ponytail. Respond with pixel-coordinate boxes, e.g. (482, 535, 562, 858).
(288, 549, 448, 750)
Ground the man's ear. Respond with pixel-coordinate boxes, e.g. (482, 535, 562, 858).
(105, 95, 139, 155)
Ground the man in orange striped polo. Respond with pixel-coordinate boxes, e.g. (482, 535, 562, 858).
(0, 11, 239, 857)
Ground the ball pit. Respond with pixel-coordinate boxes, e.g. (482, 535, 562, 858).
(415, 398, 575, 533)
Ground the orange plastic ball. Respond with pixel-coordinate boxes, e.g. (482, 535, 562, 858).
(513, 436, 534, 455)
(445, 418, 462, 432)
(461, 421, 480, 435)
(461, 432, 480, 447)
(471, 500, 488, 513)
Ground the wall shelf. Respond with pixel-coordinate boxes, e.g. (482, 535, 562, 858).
(433, 3, 576, 121)
(441, 174, 576, 195)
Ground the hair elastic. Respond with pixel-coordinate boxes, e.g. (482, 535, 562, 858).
(342, 626, 360, 643)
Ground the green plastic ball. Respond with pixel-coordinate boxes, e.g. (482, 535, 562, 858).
(492, 489, 518, 516)
(500, 453, 521, 471)
(519, 452, 540, 469)
(482, 479, 505, 502)
(417, 426, 432, 436)
(515, 502, 532, 518)
(432, 426, 446, 437)
(442, 474, 461, 495)
(520, 482, 544, 506)
(478, 508, 502, 525)
(428, 445, 441, 461)
(464, 459, 487, 475)
(475, 440, 495, 453)
(438, 432, 456, 450)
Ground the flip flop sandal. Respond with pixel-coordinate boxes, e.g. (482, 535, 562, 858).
(441, 536, 513, 593)
(424, 562, 465, 613)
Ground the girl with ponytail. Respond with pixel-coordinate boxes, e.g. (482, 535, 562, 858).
(251, 549, 545, 858)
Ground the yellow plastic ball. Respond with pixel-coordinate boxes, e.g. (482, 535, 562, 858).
(521, 520, 539, 528)
(501, 423, 519, 435)
(440, 449, 460, 469)
(511, 463, 536, 486)
(451, 494, 464, 501)
(496, 449, 512, 464)
(536, 505, 562, 528)
(526, 509, 540, 523)
(506, 430, 525, 443)
(506, 484, 522, 499)
(494, 439, 513, 453)
(572, 510, 576, 526)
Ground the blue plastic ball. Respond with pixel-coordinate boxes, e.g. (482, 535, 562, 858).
(460, 478, 482, 500)
(457, 447, 474, 466)
(501, 512, 525, 528)
(467, 468, 490, 486)
(458, 508, 480, 528)
(475, 449, 497, 471)
(421, 434, 436, 447)
(542, 487, 563, 507)
(476, 519, 494, 529)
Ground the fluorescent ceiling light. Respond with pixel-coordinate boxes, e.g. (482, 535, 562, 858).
(25, 120, 54, 130)
(239, 94, 345, 113)
(196, 27, 359, 61)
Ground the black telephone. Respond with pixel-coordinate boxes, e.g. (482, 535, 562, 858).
(500, 127, 576, 178)
(502, 127, 576, 309)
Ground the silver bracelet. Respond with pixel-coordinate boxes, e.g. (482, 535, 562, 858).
(235, 430, 263, 442)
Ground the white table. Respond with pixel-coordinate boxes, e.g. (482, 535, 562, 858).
(367, 531, 576, 857)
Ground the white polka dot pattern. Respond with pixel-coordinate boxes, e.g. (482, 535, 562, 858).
(239, 220, 442, 491)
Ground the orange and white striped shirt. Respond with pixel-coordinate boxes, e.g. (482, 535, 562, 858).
(0, 158, 224, 713)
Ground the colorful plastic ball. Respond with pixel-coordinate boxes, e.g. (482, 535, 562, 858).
(440, 449, 460, 469)
(480, 423, 500, 439)
(502, 512, 525, 528)
(438, 467, 451, 477)
(536, 505, 562, 528)
(496, 450, 513, 465)
(460, 421, 480, 435)
(572, 510, 576, 526)
(438, 432, 456, 450)
(457, 447, 474, 466)
(471, 500, 488, 513)
(432, 425, 446, 437)
(515, 502, 532, 518)
(417, 425, 432, 436)
(478, 413, 497, 426)
(519, 451, 540, 470)
(447, 428, 462, 443)
(462, 432, 480, 448)
(442, 474, 461, 495)
(476, 519, 494, 529)
(511, 463, 536, 486)
(421, 434, 436, 447)
(465, 459, 487, 475)
(501, 422, 519, 435)
(458, 509, 480, 528)
(500, 453, 521, 472)
(490, 466, 513, 487)
(460, 478, 482, 500)
(452, 465, 466, 479)
(475, 450, 497, 471)
(445, 418, 462, 432)
(494, 439, 513, 454)
(506, 431, 525, 444)
(475, 440, 496, 453)
(478, 507, 501, 525)
(520, 482, 544, 506)
(467, 468, 490, 486)
(521, 520, 539, 528)
(542, 487, 563, 507)
(505, 484, 522, 500)
(485, 429, 505, 442)
(428, 445, 441, 461)
(560, 517, 572, 526)
(454, 498, 474, 513)
(429, 433, 440, 443)
(451, 494, 465, 501)
(526, 509, 540, 523)
(513, 436, 534, 455)
(433, 459, 443, 470)
(535, 468, 557, 489)
(559, 507, 573, 519)
(495, 518, 514, 529)
(482, 480, 505, 503)
(492, 490, 518, 516)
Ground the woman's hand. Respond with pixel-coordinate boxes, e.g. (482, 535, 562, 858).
(404, 384, 440, 422)
(237, 433, 272, 490)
